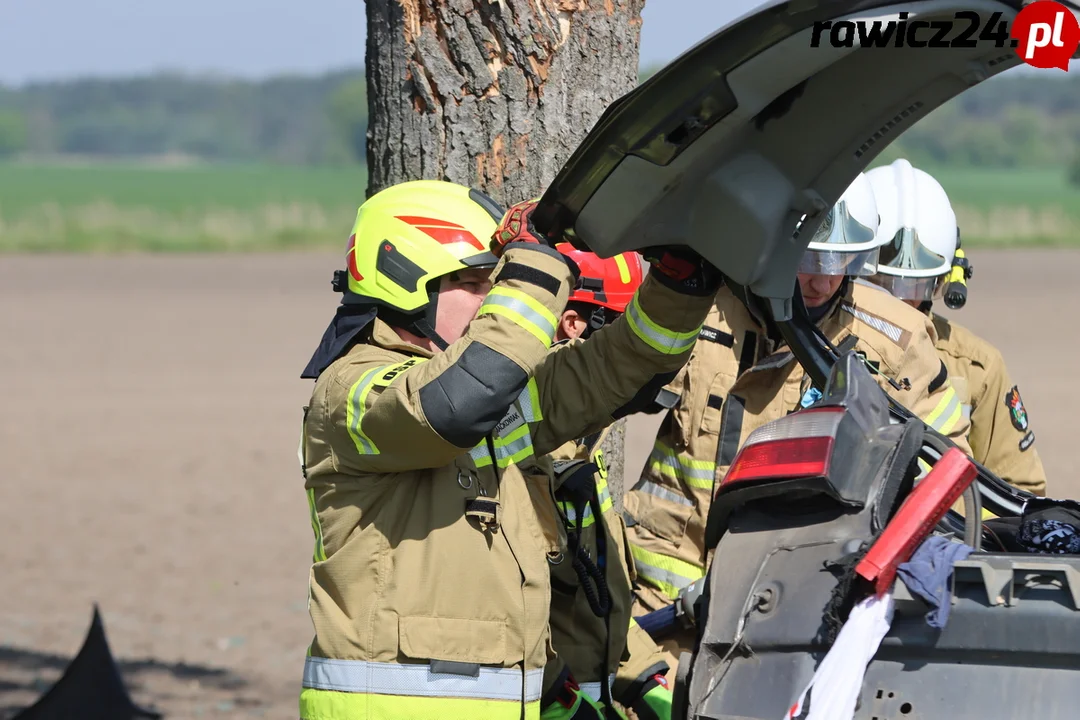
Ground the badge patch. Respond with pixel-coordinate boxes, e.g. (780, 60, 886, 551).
(1005, 386, 1029, 431)
(1020, 430, 1036, 452)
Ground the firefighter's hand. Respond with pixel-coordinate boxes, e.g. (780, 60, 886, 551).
(491, 199, 558, 256)
(629, 675, 672, 720)
(641, 246, 723, 297)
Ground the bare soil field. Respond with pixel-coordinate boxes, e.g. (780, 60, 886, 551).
(0, 250, 1075, 718)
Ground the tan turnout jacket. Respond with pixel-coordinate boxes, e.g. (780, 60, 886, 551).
(299, 243, 711, 720)
(930, 312, 1047, 496)
(624, 280, 973, 622)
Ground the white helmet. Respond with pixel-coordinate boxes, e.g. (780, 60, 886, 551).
(865, 158, 959, 302)
(797, 171, 883, 277)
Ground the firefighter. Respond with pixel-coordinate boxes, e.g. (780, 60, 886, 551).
(865, 158, 1047, 496)
(297, 180, 719, 720)
(547, 245, 673, 720)
(622, 172, 974, 671)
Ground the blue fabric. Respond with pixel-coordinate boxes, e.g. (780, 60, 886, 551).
(635, 605, 678, 640)
(896, 535, 974, 629)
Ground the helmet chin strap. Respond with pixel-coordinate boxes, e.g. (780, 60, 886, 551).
(410, 286, 450, 351)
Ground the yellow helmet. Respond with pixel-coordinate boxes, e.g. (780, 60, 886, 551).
(333, 180, 503, 315)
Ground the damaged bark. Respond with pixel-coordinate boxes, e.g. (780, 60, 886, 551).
(366, 0, 646, 487)
(365, 0, 645, 205)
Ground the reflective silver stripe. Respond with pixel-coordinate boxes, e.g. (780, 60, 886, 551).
(495, 433, 531, 460)
(467, 431, 533, 468)
(481, 292, 556, 340)
(303, 657, 544, 701)
(596, 482, 611, 505)
(928, 389, 961, 432)
(962, 404, 972, 421)
(632, 554, 700, 594)
(625, 297, 698, 355)
(648, 447, 715, 483)
(517, 381, 542, 423)
(468, 443, 491, 466)
(579, 675, 616, 702)
(631, 478, 694, 507)
(562, 503, 591, 525)
(841, 304, 903, 344)
(348, 367, 384, 454)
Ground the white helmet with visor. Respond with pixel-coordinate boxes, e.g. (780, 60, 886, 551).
(797, 171, 883, 277)
(865, 158, 958, 302)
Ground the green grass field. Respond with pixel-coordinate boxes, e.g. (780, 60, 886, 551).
(0, 164, 368, 252)
(0, 162, 1077, 252)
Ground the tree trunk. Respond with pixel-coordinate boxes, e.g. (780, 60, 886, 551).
(365, 0, 646, 495)
(365, 0, 645, 206)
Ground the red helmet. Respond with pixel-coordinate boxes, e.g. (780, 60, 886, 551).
(555, 244, 644, 313)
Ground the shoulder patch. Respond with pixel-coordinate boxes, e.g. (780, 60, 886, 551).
(1020, 430, 1035, 452)
(371, 356, 426, 388)
(841, 302, 913, 349)
(1005, 386, 1030, 431)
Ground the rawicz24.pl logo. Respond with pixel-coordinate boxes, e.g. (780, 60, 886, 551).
(810, 0, 1080, 71)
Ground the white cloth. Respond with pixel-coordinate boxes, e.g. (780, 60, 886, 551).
(783, 590, 895, 720)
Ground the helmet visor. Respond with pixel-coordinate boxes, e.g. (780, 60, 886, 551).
(877, 227, 948, 273)
(869, 273, 946, 302)
(808, 199, 878, 249)
(798, 247, 880, 277)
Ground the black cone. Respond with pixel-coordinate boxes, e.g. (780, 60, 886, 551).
(13, 605, 162, 720)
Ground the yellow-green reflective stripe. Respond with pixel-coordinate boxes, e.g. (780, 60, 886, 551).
(467, 428, 534, 469)
(630, 545, 704, 600)
(648, 443, 715, 490)
(306, 488, 327, 562)
(559, 494, 614, 528)
(614, 255, 632, 284)
(596, 478, 611, 505)
(300, 689, 540, 720)
(479, 288, 557, 347)
(302, 657, 542, 700)
(518, 379, 543, 422)
(631, 478, 694, 507)
(346, 366, 385, 455)
(625, 295, 700, 355)
(924, 387, 960, 433)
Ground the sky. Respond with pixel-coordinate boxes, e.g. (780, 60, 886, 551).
(0, 0, 761, 85)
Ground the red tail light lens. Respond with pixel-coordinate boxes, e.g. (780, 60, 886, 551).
(722, 407, 846, 487)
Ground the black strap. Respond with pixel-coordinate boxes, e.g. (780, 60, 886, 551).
(716, 394, 746, 468)
(736, 331, 756, 376)
(495, 262, 562, 296)
(411, 316, 449, 351)
(928, 360, 948, 394)
(698, 325, 734, 347)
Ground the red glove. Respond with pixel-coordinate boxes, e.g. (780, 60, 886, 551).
(641, 246, 724, 297)
(491, 199, 556, 256)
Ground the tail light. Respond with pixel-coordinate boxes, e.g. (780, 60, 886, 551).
(723, 407, 846, 486)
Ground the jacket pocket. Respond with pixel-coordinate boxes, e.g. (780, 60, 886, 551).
(399, 616, 507, 665)
(634, 501, 693, 548)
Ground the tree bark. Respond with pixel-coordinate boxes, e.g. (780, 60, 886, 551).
(365, 0, 645, 206)
(366, 0, 646, 494)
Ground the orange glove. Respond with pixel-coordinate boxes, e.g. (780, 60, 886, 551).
(491, 198, 556, 257)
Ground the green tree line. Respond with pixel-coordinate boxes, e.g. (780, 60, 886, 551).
(0, 70, 367, 165)
(0, 67, 1077, 182)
